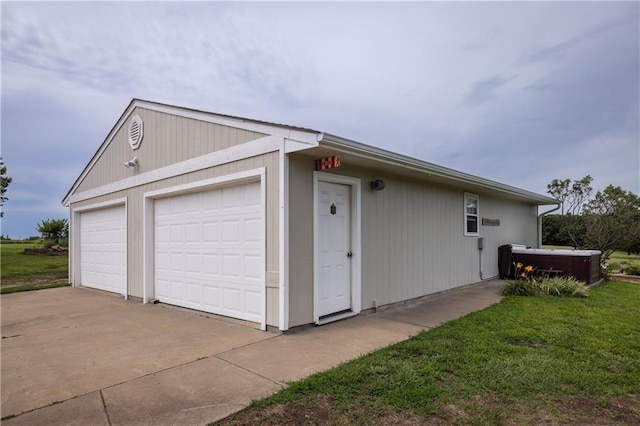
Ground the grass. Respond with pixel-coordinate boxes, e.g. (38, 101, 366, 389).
(1, 241, 69, 293)
(220, 281, 640, 425)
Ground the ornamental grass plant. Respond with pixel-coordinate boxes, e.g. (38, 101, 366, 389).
(502, 262, 589, 298)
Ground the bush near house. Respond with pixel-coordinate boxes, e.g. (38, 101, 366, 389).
(502, 263, 589, 298)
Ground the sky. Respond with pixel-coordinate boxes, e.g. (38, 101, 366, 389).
(1, 1, 639, 239)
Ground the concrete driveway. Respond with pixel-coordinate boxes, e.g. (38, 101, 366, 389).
(1, 281, 503, 425)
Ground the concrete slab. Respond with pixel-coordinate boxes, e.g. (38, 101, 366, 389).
(218, 315, 425, 384)
(1, 287, 275, 418)
(2, 279, 505, 425)
(3, 392, 109, 426)
(102, 356, 282, 426)
(376, 279, 504, 328)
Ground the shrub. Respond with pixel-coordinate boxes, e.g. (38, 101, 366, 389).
(42, 239, 56, 249)
(536, 276, 588, 298)
(607, 261, 620, 273)
(502, 280, 540, 296)
(625, 264, 640, 276)
(502, 276, 588, 298)
(58, 237, 69, 248)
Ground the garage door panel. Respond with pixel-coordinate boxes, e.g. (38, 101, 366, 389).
(154, 181, 264, 323)
(80, 205, 126, 296)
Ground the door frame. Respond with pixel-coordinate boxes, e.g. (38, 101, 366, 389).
(142, 168, 267, 330)
(313, 172, 362, 325)
(71, 197, 128, 298)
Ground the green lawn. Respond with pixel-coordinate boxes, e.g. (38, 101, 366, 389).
(1, 241, 69, 293)
(220, 281, 640, 425)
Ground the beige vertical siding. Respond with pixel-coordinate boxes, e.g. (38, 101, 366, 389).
(70, 152, 280, 327)
(288, 154, 538, 327)
(76, 107, 266, 193)
(288, 158, 315, 326)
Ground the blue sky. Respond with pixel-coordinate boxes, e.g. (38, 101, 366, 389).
(2, 1, 638, 238)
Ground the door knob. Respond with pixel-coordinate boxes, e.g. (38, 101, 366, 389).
(347, 252, 353, 258)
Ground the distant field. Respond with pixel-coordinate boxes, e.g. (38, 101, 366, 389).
(1, 241, 69, 293)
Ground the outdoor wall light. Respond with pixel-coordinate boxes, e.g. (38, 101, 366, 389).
(123, 157, 138, 168)
(370, 179, 386, 191)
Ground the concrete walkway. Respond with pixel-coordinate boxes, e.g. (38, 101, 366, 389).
(1, 280, 504, 425)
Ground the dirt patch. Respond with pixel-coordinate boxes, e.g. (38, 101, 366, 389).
(450, 394, 640, 425)
(220, 394, 640, 425)
(1, 275, 69, 289)
(22, 247, 67, 256)
(612, 274, 640, 283)
(221, 394, 426, 425)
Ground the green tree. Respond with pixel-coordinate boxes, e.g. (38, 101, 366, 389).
(0, 156, 12, 218)
(36, 218, 69, 242)
(582, 185, 640, 262)
(541, 214, 584, 247)
(547, 175, 593, 216)
(566, 175, 593, 215)
(546, 175, 593, 248)
(547, 178, 571, 215)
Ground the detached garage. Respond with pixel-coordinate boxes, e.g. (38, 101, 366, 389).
(63, 99, 557, 331)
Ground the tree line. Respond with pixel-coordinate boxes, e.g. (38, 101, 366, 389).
(543, 176, 640, 260)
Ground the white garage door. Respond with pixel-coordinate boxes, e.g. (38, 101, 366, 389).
(80, 205, 127, 296)
(154, 182, 264, 323)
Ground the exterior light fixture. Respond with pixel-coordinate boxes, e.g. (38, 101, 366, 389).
(370, 179, 386, 191)
(123, 157, 138, 168)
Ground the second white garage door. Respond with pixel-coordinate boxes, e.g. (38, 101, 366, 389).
(154, 182, 264, 324)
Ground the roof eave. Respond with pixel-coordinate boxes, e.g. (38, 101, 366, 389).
(320, 133, 557, 205)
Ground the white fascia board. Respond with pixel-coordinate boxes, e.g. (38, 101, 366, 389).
(63, 99, 322, 206)
(67, 135, 280, 205)
(320, 134, 557, 205)
(137, 100, 322, 144)
(284, 137, 320, 153)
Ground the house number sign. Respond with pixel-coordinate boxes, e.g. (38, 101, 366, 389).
(315, 155, 341, 171)
(482, 218, 500, 226)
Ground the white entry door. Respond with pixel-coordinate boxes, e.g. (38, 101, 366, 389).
(153, 182, 264, 324)
(317, 181, 352, 317)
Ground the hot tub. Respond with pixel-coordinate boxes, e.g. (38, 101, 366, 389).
(498, 245, 601, 284)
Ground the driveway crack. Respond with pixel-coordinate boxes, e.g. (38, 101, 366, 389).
(100, 390, 112, 426)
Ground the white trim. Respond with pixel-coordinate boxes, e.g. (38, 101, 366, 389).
(71, 197, 128, 299)
(142, 168, 267, 331)
(137, 101, 321, 144)
(321, 135, 557, 205)
(278, 138, 289, 330)
(313, 172, 362, 325)
(65, 135, 280, 206)
(63, 100, 321, 205)
(464, 192, 480, 237)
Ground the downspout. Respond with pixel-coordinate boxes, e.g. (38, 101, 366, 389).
(537, 203, 561, 248)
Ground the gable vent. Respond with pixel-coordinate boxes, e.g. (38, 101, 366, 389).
(128, 115, 144, 150)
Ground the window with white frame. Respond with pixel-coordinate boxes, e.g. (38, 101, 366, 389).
(464, 193, 479, 236)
